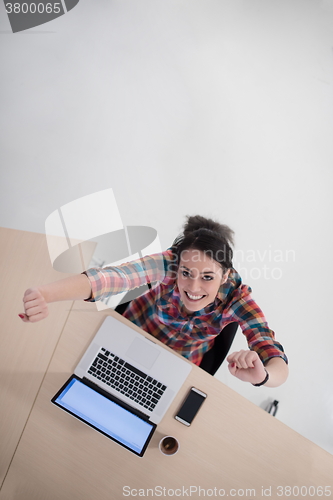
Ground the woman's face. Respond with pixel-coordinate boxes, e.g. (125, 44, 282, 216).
(177, 248, 230, 313)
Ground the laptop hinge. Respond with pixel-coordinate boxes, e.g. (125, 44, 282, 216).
(82, 376, 151, 422)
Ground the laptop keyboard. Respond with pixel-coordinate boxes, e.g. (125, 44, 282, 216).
(87, 347, 167, 412)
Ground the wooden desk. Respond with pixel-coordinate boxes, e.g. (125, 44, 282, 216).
(0, 228, 76, 487)
(1, 228, 332, 500)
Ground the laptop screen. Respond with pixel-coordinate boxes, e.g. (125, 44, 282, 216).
(51, 375, 156, 457)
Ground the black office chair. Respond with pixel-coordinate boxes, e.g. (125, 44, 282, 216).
(198, 322, 238, 375)
(114, 300, 238, 376)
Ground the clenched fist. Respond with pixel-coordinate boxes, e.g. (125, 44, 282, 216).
(19, 288, 49, 323)
(227, 349, 267, 385)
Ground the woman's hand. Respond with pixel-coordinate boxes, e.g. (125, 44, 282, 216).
(18, 274, 92, 323)
(227, 349, 267, 385)
(19, 288, 49, 323)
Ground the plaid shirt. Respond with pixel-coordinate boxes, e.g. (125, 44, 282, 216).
(83, 249, 288, 367)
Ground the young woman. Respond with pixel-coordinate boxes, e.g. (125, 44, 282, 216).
(19, 215, 288, 387)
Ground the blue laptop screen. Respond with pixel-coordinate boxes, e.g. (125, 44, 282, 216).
(53, 377, 155, 456)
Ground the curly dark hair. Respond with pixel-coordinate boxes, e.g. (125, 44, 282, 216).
(171, 215, 234, 273)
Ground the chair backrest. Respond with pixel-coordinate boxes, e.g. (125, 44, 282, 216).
(114, 301, 132, 316)
(199, 322, 238, 375)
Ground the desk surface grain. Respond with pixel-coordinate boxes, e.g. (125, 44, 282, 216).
(0, 227, 94, 489)
(1, 228, 333, 500)
(1, 304, 333, 500)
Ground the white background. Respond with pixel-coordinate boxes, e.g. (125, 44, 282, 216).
(1, 0, 333, 454)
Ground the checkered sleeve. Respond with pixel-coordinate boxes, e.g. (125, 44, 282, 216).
(82, 249, 175, 302)
(229, 286, 288, 365)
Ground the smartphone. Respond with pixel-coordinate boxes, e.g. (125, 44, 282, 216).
(174, 387, 207, 426)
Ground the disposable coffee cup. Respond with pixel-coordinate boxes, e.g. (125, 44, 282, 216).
(159, 436, 180, 456)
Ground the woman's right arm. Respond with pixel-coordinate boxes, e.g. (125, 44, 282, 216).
(19, 248, 175, 323)
(19, 274, 92, 323)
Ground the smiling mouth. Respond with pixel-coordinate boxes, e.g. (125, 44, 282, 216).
(185, 291, 206, 302)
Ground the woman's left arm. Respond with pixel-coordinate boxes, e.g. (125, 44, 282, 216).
(226, 280, 289, 387)
(264, 356, 289, 387)
(226, 350, 289, 387)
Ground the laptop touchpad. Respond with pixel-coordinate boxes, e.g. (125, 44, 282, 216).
(126, 337, 160, 369)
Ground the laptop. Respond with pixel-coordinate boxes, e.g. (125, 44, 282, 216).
(51, 315, 192, 457)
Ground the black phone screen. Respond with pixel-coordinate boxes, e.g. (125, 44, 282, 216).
(175, 388, 206, 424)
